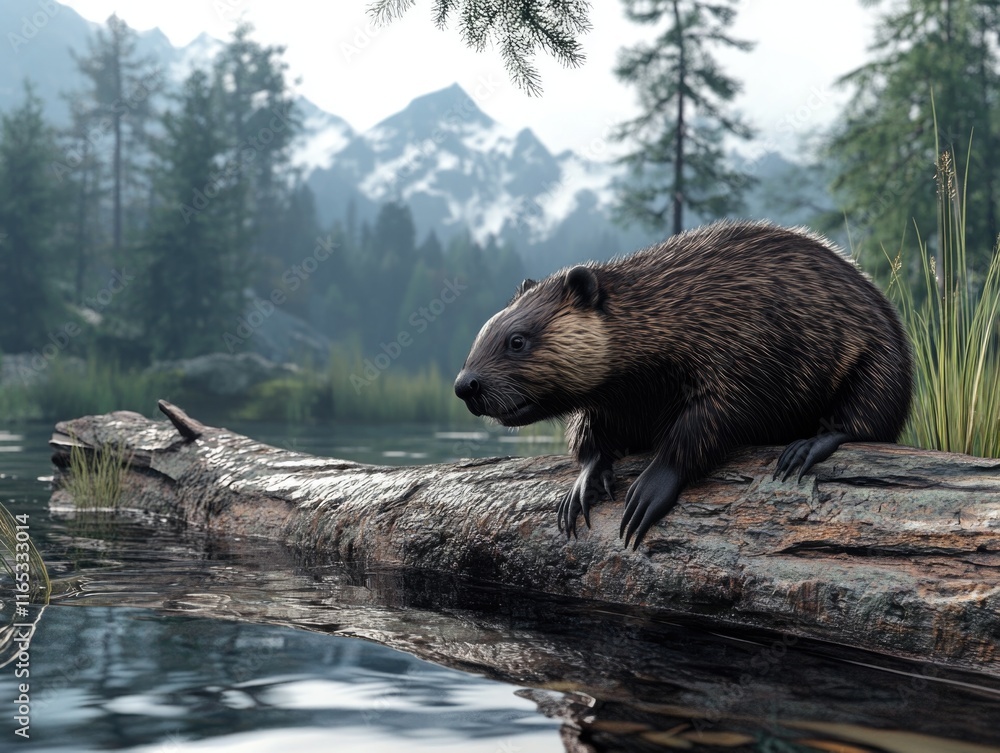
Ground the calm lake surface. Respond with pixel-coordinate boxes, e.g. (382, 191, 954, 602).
(1, 418, 999, 753)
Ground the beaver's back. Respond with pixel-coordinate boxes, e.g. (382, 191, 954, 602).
(589, 220, 912, 445)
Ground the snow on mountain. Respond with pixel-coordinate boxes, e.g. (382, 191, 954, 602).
(524, 150, 618, 240)
(292, 98, 356, 173)
(304, 83, 620, 247)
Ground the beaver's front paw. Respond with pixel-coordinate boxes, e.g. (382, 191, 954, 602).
(620, 461, 681, 549)
(557, 458, 615, 538)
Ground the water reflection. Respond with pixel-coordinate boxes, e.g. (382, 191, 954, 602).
(0, 422, 568, 752)
(0, 604, 557, 752)
(40, 518, 1000, 753)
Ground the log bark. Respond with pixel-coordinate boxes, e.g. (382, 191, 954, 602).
(49, 401, 1000, 678)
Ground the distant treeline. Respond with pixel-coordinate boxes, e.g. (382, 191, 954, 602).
(0, 16, 524, 379)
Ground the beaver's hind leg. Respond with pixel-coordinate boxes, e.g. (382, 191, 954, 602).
(773, 350, 911, 482)
(773, 431, 850, 482)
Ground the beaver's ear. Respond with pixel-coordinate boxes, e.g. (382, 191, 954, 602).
(509, 278, 537, 305)
(564, 266, 601, 309)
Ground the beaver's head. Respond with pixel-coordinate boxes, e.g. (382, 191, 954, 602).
(454, 266, 612, 426)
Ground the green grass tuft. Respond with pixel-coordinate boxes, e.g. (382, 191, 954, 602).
(888, 147, 1000, 457)
(63, 435, 133, 511)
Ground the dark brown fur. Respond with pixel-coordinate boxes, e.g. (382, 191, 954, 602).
(454, 220, 913, 547)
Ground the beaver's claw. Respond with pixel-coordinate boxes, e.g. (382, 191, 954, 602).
(557, 459, 615, 538)
(773, 431, 849, 482)
(620, 461, 681, 549)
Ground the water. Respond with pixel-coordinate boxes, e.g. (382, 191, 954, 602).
(12, 607, 555, 752)
(0, 421, 567, 752)
(1, 419, 1000, 752)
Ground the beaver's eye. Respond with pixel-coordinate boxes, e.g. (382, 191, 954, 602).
(508, 333, 527, 352)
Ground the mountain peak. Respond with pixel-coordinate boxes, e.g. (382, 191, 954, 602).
(407, 83, 490, 119)
(372, 83, 494, 144)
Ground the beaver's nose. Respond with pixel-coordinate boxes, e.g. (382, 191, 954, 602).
(454, 370, 481, 400)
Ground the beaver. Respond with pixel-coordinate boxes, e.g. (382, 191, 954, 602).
(453, 220, 913, 548)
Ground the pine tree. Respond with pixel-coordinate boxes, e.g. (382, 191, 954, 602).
(417, 230, 444, 270)
(613, 0, 755, 235)
(0, 85, 66, 353)
(396, 258, 438, 364)
(213, 22, 298, 265)
(261, 184, 328, 324)
(443, 232, 493, 368)
(315, 224, 358, 339)
(70, 14, 161, 256)
(59, 100, 107, 305)
(482, 234, 524, 294)
(368, 0, 591, 95)
(827, 0, 1000, 271)
(369, 202, 417, 339)
(135, 70, 245, 360)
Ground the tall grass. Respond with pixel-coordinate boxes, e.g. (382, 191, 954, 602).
(0, 383, 38, 421)
(0, 503, 49, 602)
(235, 349, 479, 424)
(324, 349, 475, 423)
(0, 499, 50, 668)
(888, 147, 1000, 457)
(62, 435, 133, 511)
(0, 358, 178, 423)
(41, 359, 177, 421)
(0, 351, 481, 426)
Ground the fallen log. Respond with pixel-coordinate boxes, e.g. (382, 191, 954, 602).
(49, 401, 1000, 678)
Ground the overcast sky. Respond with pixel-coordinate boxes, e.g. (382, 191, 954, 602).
(61, 1, 877, 159)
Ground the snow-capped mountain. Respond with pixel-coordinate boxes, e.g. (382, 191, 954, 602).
(303, 83, 631, 259)
(3, 1, 826, 274)
(0, 1, 650, 271)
